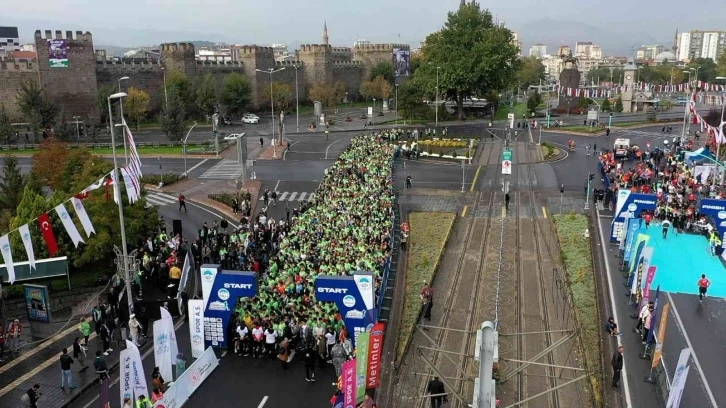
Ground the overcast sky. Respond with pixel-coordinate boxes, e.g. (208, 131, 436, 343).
(2, 0, 725, 55)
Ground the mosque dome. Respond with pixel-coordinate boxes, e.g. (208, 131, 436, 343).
(654, 51, 676, 63)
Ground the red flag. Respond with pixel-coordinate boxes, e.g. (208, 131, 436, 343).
(38, 213, 59, 257)
(75, 191, 89, 200)
(105, 177, 113, 201)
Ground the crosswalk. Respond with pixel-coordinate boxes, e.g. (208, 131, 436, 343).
(259, 192, 314, 202)
(145, 191, 178, 208)
(199, 160, 244, 180)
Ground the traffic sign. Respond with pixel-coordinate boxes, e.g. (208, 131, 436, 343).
(502, 149, 512, 175)
(507, 113, 515, 129)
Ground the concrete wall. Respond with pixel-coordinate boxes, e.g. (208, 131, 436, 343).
(3, 287, 101, 321)
(96, 60, 165, 114)
(0, 59, 39, 119)
(35, 30, 99, 119)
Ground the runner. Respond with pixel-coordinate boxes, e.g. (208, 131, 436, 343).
(698, 274, 711, 302)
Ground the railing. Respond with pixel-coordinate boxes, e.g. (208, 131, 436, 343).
(0, 139, 226, 151)
(376, 155, 397, 315)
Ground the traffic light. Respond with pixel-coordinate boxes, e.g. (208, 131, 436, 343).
(588, 173, 595, 182)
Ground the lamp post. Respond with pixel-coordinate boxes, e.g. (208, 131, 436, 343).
(682, 70, 692, 139)
(161, 68, 168, 109)
(182, 122, 198, 179)
(715, 76, 726, 179)
(256, 68, 285, 158)
(293, 65, 300, 133)
(118, 76, 130, 165)
(395, 84, 399, 125)
(72, 116, 80, 139)
(436, 66, 441, 128)
(373, 98, 376, 117)
(107, 92, 134, 315)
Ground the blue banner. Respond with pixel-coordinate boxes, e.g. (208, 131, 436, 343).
(315, 272, 377, 348)
(626, 235, 649, 288)
(203, 270, 258, 349)
(647, 285, 661, 344)
(622, 218, 641, 262)
(699, 199, 726, 243)
(610, 192, 657, 242)
(24, 284, 51, 323)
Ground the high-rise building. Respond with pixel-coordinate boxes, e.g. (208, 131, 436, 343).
(541, 55, 563, 79)
(0, 27, 20, 53)
(575, 42, 602, 59)
(529, 43, 547, 58)
(677, 30, 726, 62)
(637, 44, 665, 60)
(511, 32, 522, 55)
(557, 45, 571, 57)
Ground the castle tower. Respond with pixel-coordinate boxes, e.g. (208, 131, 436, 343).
(323, 22, 329, 46)
(621, 57, 638, 113)
(160, 43, 197, 78)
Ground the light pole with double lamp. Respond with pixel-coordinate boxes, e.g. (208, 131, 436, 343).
(256, 68, 286, 158)
(107, 92, 134, 315)
(182, 122, 199, 179)
(118, 76, 130, 165)
(161, 67, 169, 109)
(395, 84, 399, 125)
(436, 66, 441, 128)
(682, 70, 692, 139)
(293, 65, 300, 133)
(715, 77, 726, 178)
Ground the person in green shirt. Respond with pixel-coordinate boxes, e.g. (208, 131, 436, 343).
(78, 317, 91, 346)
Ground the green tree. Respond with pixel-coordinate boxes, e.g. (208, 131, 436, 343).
(0, 104, 12, 142)
(85, 114, 101, 142)
(195, 73, 218, 116)
(614, 96, 623, 113)
(369, 61, 395, 84)
(262, 82, 293, 112)
(516, 56, 546, 89)
(413, 3, 520, 119)
(0, 155, 25, 215)
(527, 94, 538, 113)
(53, 110, 75, 141)
(167, 70, 193, 108)
(125, 87, 151, 131)
(577, 96, 589, 109)
(220, 73, 252, 116)
(96, 84, 116, 126)
(359, 81, 376, 101)
(717, 52, 726, 78)
(601, 98, 611, 112)
(159, 89, 186, 141)
(16, 80, 57, 135)
(686, 58, 718, 82)
(397, 79, 427, 120)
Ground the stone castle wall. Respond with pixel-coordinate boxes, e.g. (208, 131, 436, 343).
(0, 59, 39, 119)
(96, 60, 165, 113)
(353, 43, 409, 81)
(331, 61, 363, 100)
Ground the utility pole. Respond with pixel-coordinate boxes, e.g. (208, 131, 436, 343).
(474, 321, 498, 408)
(584, 173, 594, 210)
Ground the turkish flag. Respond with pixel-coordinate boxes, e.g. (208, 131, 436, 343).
(37, 213, 59, 257)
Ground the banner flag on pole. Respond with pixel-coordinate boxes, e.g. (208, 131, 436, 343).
(120, 348, 133, 407)
(342, 359, 357, 408)
(55, 203, 84, 247)
(110, 172, 119, 204)
(37, 213, 59, 257)
(160, 306, 179, 366)
(356, 331, 370, 403)
(120, 167, 138, 203)
(124, 340, 149, 401)
(651, 302, 670, 369)
(18, 224, 36, 271)
(188, 299, 205, 359)
(647, 285, 661, 344)
(153, 319, 174, 381)
(0, 234, 15, 284)
(70, 197, 95, 238)
(666, 348, 692, 408)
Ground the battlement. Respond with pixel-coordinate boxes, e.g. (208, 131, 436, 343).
(331, 61, 362, 67)
(0, 59, 38, 71)
(160, 43, 195, 53)
(274, 60, 302, 67)
(353, 43, 410, 51)
(298, 44, 331, 53)
(196, 60, 244, 68)
(34, 30, 93, 43)
(96, 60, 162, 71)
(331, 47, 352, 54)
(238, 45, 274, 55)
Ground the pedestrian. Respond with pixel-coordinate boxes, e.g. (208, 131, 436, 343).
(303, 344, 316, 382)
(421, 282, 434, 324)
(8, 318, 22, 352)
(137, 395, 153, 408)
(271, 190, 277, 206)
(129, 314, 142, 346)
(358, 394, 376, 408)
(94, 350, 109, 381)
(20, 384, 41, 408)
(406, 175, 412, 190)
(151, 387, 164, 403)
(426, 376, 447, 408)
(123, 397, 133, 408)
(263, 189, 269, 206)
(505, 193, 511, 211)
(400, 232, 408, 251)
(92, 304, 103, 336)
(259, 137, 264, 146)
(668, 126, 672, 133)
(635, 302, 653, 334)
(0, 324, 5, 361)
(662, 126, 665, 134)
(642, 303, 654, 344)
(606, 127, 610, 137)
(605, 317, 622, 336)
(175, 352, 187, 379)
(59, 347, 76, 390)
(264, 325, 278, 360)
(611, 346, 624, 388)
(178, 194, 187, 212)
(662, 219, 671, 239)
(232, 196, 239, 214)
(78, 317, 91, 347)
(331, 340, 347, 377)
(698, 274, 711, 302)
(644, 212, 652, 228)
(72, 337, 88, 371)
(593, 143, 597, 152)
(100, 322, 112, 355)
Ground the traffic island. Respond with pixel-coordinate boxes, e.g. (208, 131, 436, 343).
(257, 141, 289, 160)
(552, 213, 603, 406)
(395, 211, 456, 365)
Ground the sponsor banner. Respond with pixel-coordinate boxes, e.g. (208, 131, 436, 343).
(342, 359, 357, 408)
(666, 348, 692, 408)
(153, 319, 173, 382)
(699, 199, 726, 245)
(153, 347, 219, 408)
(355, 332, 370, 403)
(125, 340, 149, 401)
(610, 192, 656, 242)
(160, 307, 178, 364)
(631, 246, 653, 295)
(200, 264, 220, 310)
(626, 235, 649, 291)
(642, 266, 658, 303)
(48, 39, 69, 68)
(178, 252, 194, 312)
(120, 348, 133, 407)
(315, 272, 377, 348)
(622, 218, 641, 262)
(203, 270, 258, 349)
(392, 48, 411, 77)
(652, 303, 670, 369)
(366, 322, 385, 389)
(24, 284, 51, 323)
(188, 299, 205, 358)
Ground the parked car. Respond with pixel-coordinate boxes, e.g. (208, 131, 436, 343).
(222, 117, 233, 125)
(242, 114, 259, 124)
(244, 113, 260, 120)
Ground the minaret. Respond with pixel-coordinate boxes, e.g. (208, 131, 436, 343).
(323, 21, 329, 46)
(460, 0, 466, 7)
(672, 28, 679, 55)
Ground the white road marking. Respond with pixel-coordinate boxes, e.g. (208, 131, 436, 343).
(182, 158, 209, 177)
(274, 180, 280, 192)
(283, 141, 300, 161)
(288, 192, 298, 201)
(185, 200, 239, 229)
(666, 291, 718, 407)
(298, 192, 307, 201)
(325, 139, 342, 159)
(279, 191, 289, 201)
(257, 396, 269, 408)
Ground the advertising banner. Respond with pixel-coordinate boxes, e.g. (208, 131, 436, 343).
(630, 246, 653, 295)
(24, 284, 51, 323)
(342, 359, 357, 408)
(160, 307, 178, 365)
(203, 270, 258, 349)
(153, 346, 219, 408)
(154, 319, 173, 382)
(366, 322, 385, 389)
(610, 192, 656, 242)
(666, 348, 692, 408)
(188, 299, 205, 358)
(651, 302, 670, 369)
(120, 348, 133, 407)
(178, 252, 194, 312)
(47, 39, 69, 68)
(699, 199, 726, 243)
(314, 272, 377, 347)
(626, 235, 649, 291)
(392, 48, 411, 77)
(355, 332, 370, 402)
(125, 340, 149, 401)
(200, 264, 220, 310)
(622, 218, 641, 262)
(642, 266, 658, 303)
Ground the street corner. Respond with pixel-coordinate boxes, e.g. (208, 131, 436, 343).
(257, 142, 289, 160)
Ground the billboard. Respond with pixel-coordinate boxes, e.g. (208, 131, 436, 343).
(24, 284, 51, 323)
(609, 192, 657, 242)
(48, 39, 69, 68)
(202, 269, 258, 349)
(699, 199, 726, 244)
(314, 271, 377, 347)
(392, 48, 411, 77)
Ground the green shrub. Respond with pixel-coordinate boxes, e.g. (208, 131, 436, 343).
(140, 173, 180, 186)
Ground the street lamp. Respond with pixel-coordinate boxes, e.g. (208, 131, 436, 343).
(436, 66, 441, 128)
(682, 70, 692, 138)
(715, 77, 726, 169)
(161, 67, 169, 109)
(107, 92, 134, 316)
(182, 122, 198, 179)
(118, 76, 130, 165)
(256, 67, 285, 158)
(72, 116, 81, 139)
(395, 84, 399, 125)
(293, 65, 300, 133)
(373, 98, 376, 118)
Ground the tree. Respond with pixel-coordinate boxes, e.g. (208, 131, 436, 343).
(370, 61, 395, 84)
(397, 79, 427, 120)
(359, 76, 393, 101)
(577, 96, 590, 109)
(359, 81, 376, 101)
(159, 89, 186, 141)
(413, 3, 520, 119)
(614, 96, 623, 113)
(96, 84, 116, 125)
(125, 87, 151, 131)
(686, 58, 718, 83)
(0, 104, 12, 142)
(527, 94, 538, 113)
(717, 52, 726, 78)
(516, 56, 546, 89)
(262, 82, 293, 112)
(601, 98, 611, 112)
(16, 80, 57, 135)
(32, 139, 69, 190)
(53, 110, 75, 141)
(220, 73, 252, 116)
(167, 70, 193, 108)
(85, 114, 101, 142)
(0, 155, 25, 215)
(195, 73, 218, 116)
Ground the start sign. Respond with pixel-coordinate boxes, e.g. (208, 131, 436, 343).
(502, 149, 512, 175)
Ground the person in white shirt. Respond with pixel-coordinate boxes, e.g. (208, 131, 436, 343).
(252, 325, 264, 358)
(264, 327, 277, 359)
(325, 328, 336, 362)
(235, 324, 249, 356)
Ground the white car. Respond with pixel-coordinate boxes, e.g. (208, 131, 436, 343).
(242, 114, 259, 124)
